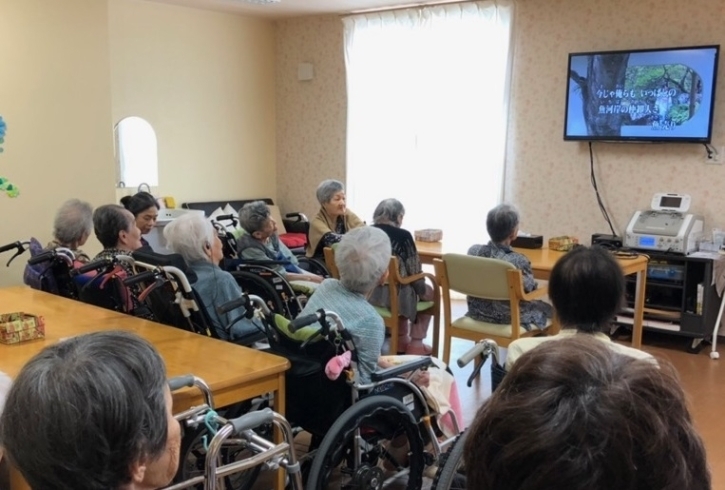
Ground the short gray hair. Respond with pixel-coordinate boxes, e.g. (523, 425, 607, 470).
(163, 213, 217, 264)
(0, 331, 168, 490)
(53, 199, 93, 246)
(93, 204, 135, 249)
(372, 198, 405, 226)
(316, 179, 345, 205)
(487, 203, 520, 243)
(238, 201, 271, 235)
(336, 226, 391, 294)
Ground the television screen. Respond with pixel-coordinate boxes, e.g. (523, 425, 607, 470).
(564, 45, 720, 143)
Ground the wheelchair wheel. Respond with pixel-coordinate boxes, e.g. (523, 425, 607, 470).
(431, 430, 467, 490)
(306, 395, 425, 490)
(231, 270, 287, 317)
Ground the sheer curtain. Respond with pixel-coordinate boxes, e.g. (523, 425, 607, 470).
(343, 1, 514, 251)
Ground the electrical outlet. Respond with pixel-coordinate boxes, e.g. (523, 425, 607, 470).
(705, 146, 724, 165)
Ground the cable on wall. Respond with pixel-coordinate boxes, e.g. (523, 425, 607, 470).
(589, 141, 618, 237)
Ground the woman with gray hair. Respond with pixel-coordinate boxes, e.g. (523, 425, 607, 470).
(306, 179, 364, 258)
(0, 330, 181, 490)
(237, 200, 323, 288)
(467, 203, 552, 329)
(163, 213, 261, 342)
(92, 204, 144, 275)
(369, 198, 434, 355)
(299, 226, 464, 434)
(48, 198, 94, 263)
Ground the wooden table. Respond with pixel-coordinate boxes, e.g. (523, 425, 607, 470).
(0, 286, 290, 490)
(417, 241, 649, 349)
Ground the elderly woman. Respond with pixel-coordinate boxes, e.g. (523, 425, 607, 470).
(237, 201, 323, 291)
(467, 203, 552, 329)
(505, 246, 654, 370)
(465, 336, 709, 490)
(0, 331, 181, 490)
(92, 204, 144, 275)
(121, 191, 159, 252)
(299, 227, 462, 433)
(164, 213, 261, 342)
(47, 198, 94, 263)
(368, 198, 433, 355)
(306, 179, 364, 258)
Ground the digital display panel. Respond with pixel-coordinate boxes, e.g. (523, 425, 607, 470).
(564, 45, 720, 143)
(660, 196, 682, 208)
(638, 236, 656, 247)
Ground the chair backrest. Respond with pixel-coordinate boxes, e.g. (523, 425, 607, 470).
(323, 246, 340, 279)
(439, 253, 516, 300)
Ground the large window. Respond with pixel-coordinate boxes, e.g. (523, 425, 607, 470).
(343, 1, 514, 249)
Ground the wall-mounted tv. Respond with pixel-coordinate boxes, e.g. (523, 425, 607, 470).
(564, 45, 720, 143)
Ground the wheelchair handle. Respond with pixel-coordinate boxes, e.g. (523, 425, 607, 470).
(123, 270, 158, 287)
(217, 295, 252, 316)
(0, 241, 22, 254)
(27, 250, 56, 266)
(229, 407, 275, 434)
(73, 258, 113, 275)
(168, 375, 195, 391)
(287, 313, 320, 333)
(457, 339, 498, 368)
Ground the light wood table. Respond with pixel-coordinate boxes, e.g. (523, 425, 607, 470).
(0, 286, 290, 490)
(418, 241, 649, 349)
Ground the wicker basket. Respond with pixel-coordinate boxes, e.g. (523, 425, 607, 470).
(414, 229, 443, 242)
(548, 236, 579, 252)
(0, 312, 45, 344)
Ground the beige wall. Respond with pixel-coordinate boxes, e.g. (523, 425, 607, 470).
(0, 0, 277, 287)
(109, 0, 277, 204)
(275, 0, 725, 241)
(0, 0, 115, 287)
(275, 16, 346, 218)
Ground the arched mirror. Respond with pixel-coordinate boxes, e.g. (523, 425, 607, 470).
(115, 116, 159, 188)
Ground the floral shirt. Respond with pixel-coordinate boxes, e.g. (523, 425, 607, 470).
(466, 241, 552, 330)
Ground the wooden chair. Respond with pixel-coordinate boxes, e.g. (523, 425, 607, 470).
(433, 253, 556, 365)
(324, 247, 440, 356)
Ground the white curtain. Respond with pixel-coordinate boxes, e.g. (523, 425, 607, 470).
(343, 1, 514, 251)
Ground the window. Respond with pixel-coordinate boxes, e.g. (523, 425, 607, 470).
(343, 1, 514, 249)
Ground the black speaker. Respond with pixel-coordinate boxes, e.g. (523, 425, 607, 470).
(591, 233, 623, 251)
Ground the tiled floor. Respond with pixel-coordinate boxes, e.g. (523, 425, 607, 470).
(253, 301, 725, 489)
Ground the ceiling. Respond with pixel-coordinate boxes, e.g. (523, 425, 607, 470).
(143, 0, 450, 19)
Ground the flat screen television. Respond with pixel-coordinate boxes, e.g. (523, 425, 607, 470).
(564, 45, 720, 143)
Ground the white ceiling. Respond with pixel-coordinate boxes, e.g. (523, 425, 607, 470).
(143, 0, 449, 19)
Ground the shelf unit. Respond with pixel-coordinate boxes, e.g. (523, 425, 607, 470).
(618, 250, 720, 350)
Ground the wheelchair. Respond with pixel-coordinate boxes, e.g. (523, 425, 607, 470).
(166, 374, 302, 490)
(211, 215, 319, 320)
(5, 238, 83, 300)
(430, 339, 505, 490)
(126, 249, 266, 346)
(234, 302, 463, 490)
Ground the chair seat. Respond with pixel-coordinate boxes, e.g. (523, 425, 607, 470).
(373, 300, 435, 319)
(451, 315, 533, 338)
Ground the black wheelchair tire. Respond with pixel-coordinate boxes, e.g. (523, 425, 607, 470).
(431, 430, 468, 490)
(231, 270, 287, 317)
(305, 395, 425, 490)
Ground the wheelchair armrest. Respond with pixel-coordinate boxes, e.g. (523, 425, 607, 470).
(370, 356, 433, 382)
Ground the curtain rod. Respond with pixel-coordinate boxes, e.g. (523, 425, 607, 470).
(340, 0, 480, 17)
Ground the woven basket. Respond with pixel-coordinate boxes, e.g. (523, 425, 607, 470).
(414, 229, 443, 242)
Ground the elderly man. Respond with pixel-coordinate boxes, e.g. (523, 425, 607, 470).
(237, 201, 323, 291)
